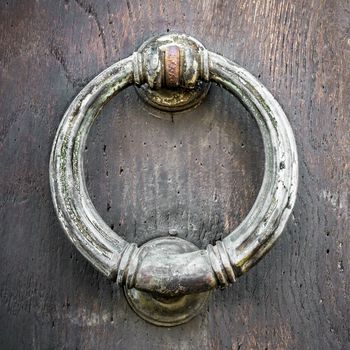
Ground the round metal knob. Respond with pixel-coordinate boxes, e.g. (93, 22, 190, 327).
(134, 33, 210, 112)
(49, 33, 298, 326)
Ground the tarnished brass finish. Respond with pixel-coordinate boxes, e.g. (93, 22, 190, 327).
(124, 237, 210, 326)
(134, 33, 211, 112)
(50, 33, 298, 326)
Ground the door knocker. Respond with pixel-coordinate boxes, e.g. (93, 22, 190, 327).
(50, 34, 298, 326)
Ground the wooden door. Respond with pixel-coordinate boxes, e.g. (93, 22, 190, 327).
(0, 1, 349, 349)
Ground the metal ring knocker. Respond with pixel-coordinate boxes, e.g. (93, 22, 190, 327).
(50, 34, 298, 326)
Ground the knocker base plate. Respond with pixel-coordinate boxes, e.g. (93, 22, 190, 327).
(124, 237, 210, 327)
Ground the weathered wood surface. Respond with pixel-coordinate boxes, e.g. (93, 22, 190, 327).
(0, 0, 349, 349)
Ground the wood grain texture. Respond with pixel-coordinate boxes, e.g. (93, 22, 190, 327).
(0, 0, 349, 349)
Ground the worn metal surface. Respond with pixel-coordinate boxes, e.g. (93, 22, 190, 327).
(1, 0, 349, 348)
(49, 33, 298, 325)
(135, 33, 211, 112)
(124, 237, 211, 327)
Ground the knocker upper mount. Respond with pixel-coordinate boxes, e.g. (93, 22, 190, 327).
(49, 33, 298, 326)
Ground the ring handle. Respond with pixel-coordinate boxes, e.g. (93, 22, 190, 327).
(50, 33, 298, 326)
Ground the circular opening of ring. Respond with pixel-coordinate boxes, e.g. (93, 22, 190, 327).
(85, 85, 264, 248)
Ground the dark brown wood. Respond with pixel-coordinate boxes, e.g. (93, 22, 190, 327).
(0, 0, 349, 349)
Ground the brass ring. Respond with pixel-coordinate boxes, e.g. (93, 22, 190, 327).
(50, 33, 298, 326)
